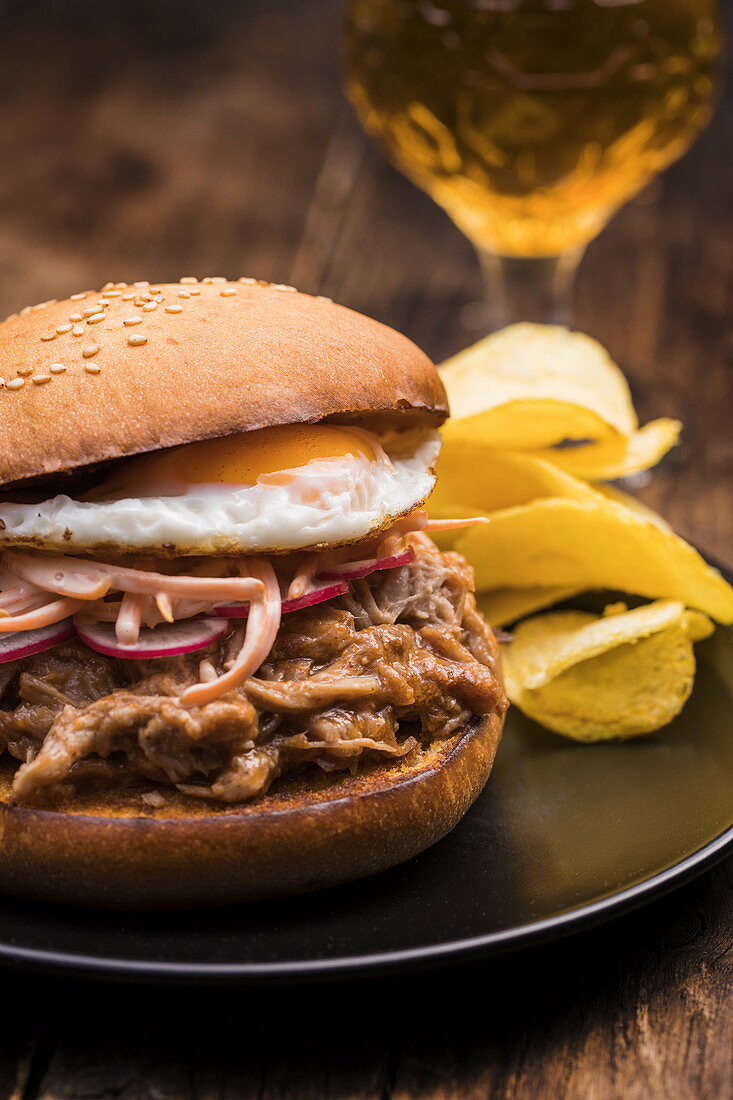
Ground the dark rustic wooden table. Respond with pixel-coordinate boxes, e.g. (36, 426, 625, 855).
(0, 2, 730, 1097)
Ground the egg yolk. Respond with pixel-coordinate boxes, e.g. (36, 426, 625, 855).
(93, 425, 377, 498)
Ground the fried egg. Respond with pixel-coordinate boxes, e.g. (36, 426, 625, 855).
(0, 425, 441, 555)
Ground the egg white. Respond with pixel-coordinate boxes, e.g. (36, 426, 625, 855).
(0, 432, 441, 555)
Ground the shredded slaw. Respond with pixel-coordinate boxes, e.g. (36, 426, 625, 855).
(0, 511, 486, 705)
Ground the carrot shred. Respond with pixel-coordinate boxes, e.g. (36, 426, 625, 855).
(424, 516, 489, 530)
(180, 559, 282, 707)
(0, 597, 87, 633)
(115, 592, 146, 646)
(3, 551, 265, 603)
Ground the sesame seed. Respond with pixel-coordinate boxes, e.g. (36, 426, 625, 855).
(103, 289, 122, 298)
(84, 363, 101, 374)
(203, 276, 226, 284)
(32, 373, 51, 385)
(257, 279, 269, 287)
(188, 288, 201, 296)
(121, 293, 136, 301)
(142, 301, 158, 312)
(133, 281, 150, 288)
(270, 283, 295, 292)
(70, 292, 87, 301)
(56, 323, 72, 334)
(6, 378, 24, 389)
(40, 332, 57, 341)
(86, 312, 106, 324)
(50, 363, 66, 373)
(82, 343, 99, 358)
(220, 287, 237, 297)
(17, 366, 33, 376)
(180, 276, 198, 284)
(113, 282, 127, 289)
(123, 315, 143, 326)
(178, 291, 191, 299)
(82, 305, 102, 317)
(97, 299, 111, 307)
(127, 334, 147, 347)
(102, 282, 115, 291)
(72, 325, 84, 337)
(0, 378, 4, 386)
(165, 304, 183, 314)
(69, 313, 83, 322)
(20, 307, 32, 316)
(238, 277, 256, 285)
(315, 295, 332, 303)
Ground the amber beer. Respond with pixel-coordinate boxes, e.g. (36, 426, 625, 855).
(345, 0, 722, 258)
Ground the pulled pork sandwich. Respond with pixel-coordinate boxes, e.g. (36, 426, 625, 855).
(0, 277, 507, 908)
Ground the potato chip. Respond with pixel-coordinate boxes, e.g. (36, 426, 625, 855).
(509, 628, 696, 741)
(439, 323, 637, 449)
(429, 446, 601, 517)
(532, 419, 681, 481)
(503, 600, 688, 689)
(477, 586, 582, 628)
(503, 602, 711, 740)
(594, 484, 672, 532)
(684, 610, 716, 643)
(456, 497, 733, 623)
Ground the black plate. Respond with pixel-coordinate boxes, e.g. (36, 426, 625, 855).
(0, 626, 731, 984)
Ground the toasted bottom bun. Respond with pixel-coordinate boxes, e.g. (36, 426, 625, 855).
(0, 712, 503, 910)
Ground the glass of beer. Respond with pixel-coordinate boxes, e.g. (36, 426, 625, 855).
(344, 0, 722, 328)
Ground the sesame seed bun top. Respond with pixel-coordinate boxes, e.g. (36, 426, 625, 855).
(0, 277, 447, 486)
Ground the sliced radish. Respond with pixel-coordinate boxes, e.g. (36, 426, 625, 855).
(0, 619, 75, 665)
(317, 547, 415, 583)
(74, 616, 228, 660)
(214, 550, 415, 620)
(214, 579, 348, 619)
(282, 579, 349, 613)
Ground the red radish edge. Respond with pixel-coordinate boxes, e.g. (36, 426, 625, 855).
(4, 552, 416, 661)
(214, 580, 349, 620)
(317, 546, 415, 582)
(74, 616, 228, 660)
(0, 619, 75, 665)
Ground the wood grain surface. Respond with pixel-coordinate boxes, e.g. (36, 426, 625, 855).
(0, 1, 730, 1097)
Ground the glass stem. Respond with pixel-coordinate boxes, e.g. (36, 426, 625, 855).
(478, 248, 585, 329)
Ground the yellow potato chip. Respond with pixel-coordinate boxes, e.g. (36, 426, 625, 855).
(477, 586, 582, 628)
(429, 446, 602, 517)
(684, 610, 716, 642)
(503, 600, 687, 689)
(503, 602, 711, 740)
(439, 323, 637, 449)
(594, 484, 672, 532)
(508, 627, 696, 741)
(456, 498, 733, 623)
(532, 419, 681, 481)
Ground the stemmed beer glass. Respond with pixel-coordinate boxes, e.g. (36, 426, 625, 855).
(344, 0, 722, 328)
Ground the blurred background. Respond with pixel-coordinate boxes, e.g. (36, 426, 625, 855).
(0, 0, 730, 549)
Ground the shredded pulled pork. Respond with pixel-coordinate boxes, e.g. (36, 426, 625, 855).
(0, 541, 506, 805)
